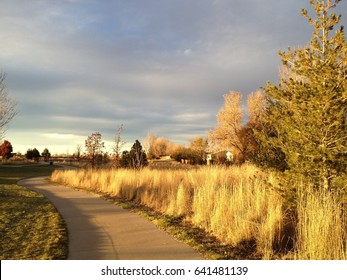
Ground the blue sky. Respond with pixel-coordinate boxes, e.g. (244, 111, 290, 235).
(1, 0, 346, 155)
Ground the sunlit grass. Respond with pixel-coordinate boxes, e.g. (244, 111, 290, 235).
(294, 186, 347, 260)
(51, 164, 347, 260)
(51, 164, 284, 259)
(0, 184, 68, 259)
(0, 165, 68, 260)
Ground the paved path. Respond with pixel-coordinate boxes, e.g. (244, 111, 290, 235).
(18, 177, 203, 260)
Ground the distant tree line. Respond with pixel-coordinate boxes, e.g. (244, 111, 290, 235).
(83, 131, 148, 169)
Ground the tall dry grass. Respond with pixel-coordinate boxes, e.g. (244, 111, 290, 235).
(51, 164, 347, 259)
(51, 164, 283, 258)
(190, 167, 283, 259)
(294, 186, 347, 260)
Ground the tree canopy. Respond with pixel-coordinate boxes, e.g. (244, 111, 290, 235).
(121, 140, 148, 169)
(85, 132, 105, 167)
(0, 140, 13, 159)
(25, 148, 40, 161)
(262, 0, 347, 189)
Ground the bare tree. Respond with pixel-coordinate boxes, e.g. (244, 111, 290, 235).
(0, 72, 18, 139)
(75, 144, 82, 162)
(112, 124, 125, 168)
(85, 132, 105, 167)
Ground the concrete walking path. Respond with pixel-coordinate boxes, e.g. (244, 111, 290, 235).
(18, 177, 203, 260)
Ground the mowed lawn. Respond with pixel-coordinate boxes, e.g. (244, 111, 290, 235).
(0, 165, 68, 259)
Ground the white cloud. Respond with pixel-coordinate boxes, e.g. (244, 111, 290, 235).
(42, 133, 85, 141)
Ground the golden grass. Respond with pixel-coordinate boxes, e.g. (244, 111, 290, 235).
(294, 186, 347, 260)
(0, 184, 68, 259)
(52, 164, 283, 258)
(51, 164, 347, 259)
(191, 175, 283, 259)
(0, 165, 68, 260)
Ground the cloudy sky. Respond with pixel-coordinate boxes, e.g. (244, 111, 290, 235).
(1, 0, 346, 155)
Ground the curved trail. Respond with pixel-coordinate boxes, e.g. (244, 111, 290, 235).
(19, 176, 203, 260)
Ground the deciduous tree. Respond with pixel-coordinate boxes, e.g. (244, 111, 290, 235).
(74, 144, 82, 162)
(209, 91, 258, 164)
(112, 124, 125, 168)
(247, 90, 266, 127)
(209, 91, 242, 152)
(85, 132, 105, 167)
(25, 148, 40, 162)
(189, 136, 208, 164)
(41, 148, 51, 162)
(0, 72, 17, 139)
(0, 140, 13, 159)
(144, 133, 175, 159)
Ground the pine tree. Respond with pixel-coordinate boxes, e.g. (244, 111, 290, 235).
(263, 0, 347, 189)
(129, 140, 148, 169)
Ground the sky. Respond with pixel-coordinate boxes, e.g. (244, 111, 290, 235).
(1, 0, 346, 155)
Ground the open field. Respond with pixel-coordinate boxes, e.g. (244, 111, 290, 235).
(0, 164, 58, 184)
(0, 165, 68, 260)
(51, 164, 347, 260)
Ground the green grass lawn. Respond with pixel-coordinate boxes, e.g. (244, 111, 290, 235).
(0, 165, 68, 259)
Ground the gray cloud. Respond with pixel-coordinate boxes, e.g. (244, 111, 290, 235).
(1, 0, 346, 153)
